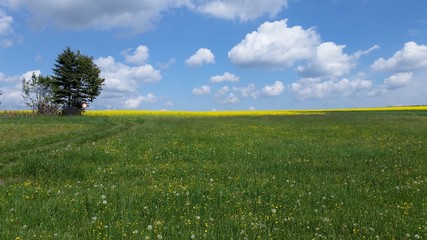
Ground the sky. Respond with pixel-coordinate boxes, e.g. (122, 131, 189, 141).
(0, 0, 427, 111)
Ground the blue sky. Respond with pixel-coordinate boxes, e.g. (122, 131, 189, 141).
(1, 0, 426, 110)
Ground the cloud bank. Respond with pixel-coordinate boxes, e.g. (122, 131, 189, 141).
(0, 0, 288, 33)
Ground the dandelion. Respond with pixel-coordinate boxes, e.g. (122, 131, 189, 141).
(195, 216, 201, 220)
(191, 234, 196, 239)
(102, 200, 107, 204)
(101, 195, 106, 199)
(147, 225, 153, 230)
(133, 230, 139, 234)
(272, 208, 277, 214)
(157, 234, 163, 239)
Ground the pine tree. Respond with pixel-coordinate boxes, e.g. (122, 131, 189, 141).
(50, 47, 104, 113)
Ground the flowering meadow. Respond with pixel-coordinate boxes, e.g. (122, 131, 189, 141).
(0, 109, 426, 239)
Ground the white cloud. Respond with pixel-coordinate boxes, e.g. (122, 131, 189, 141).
(196, 0, 287, 21)
(214, 86, 239, 104)
(93, 46, 162, 108)
(186, 48, 215, 67)
(20, 70, 41, 81)
(122, 45, 150, 65)
(353, 45, 380, 58)
(159, 58, 176, 70)
(372, 42, 427, 72)
(1, 0, 287, 33)
(221, 93, 240, 104)
(1, 0, 192, 33)
(228, 19, 320, 68)
(383, 72, 413, 90)
(215, 86, 230, 96)
(124, 93, 157, 109)
(297, 42, 354, 78)
(0, 38, 12, 48)
(0, 71, 27, 109)
(95, 55, 161, 93)
(0, 9, 15, 48)
(262, 81, 284, 96)
(0, 9, 13, 35)
(369, 72, 414, 97)
(291, 78, 372, 100)
(0, 72, 17, 83)
(210, 72, 239, 83)
(232, 83, 259, 99)
(192, 85, 211, 95)
(298, 43, 380, 78)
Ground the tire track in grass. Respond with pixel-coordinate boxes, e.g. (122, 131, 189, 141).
(0, 118, 141, 162)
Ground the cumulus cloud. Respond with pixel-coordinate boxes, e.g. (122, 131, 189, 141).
(232, 83, 259, 99)
(215, 86, 230, 96)
(186, 48, 215, 67)
(95, 55, 161, 93)
(92, 46, 162, 108)
(0, 9, 13, 35)
(291, 78, 372, 100)
(371, 42, 427, 72)
(298, 43, 380, 78)
(122, 45, 150, 65)
(214, 86, 240, 104)
(196, 0, 288, 21)
(228, 19, 320, 68)
(262, 81, 284, 96)
(383, 72, 413, 89)
(297, 42, 354, 78)
(192, 85, 211, 95)
(0, 72, 16, 83)
(210, 72, 239, 83)
(0, 71, 41, 109)
(368, 72, 414, 97)
(0, 9, 15, 47)
(124, 93, 157, 109)
(221, 93, 240, 104)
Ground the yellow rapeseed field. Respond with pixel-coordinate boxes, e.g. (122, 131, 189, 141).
(83, 109, 324, 117)
(84, 105, 427, 117)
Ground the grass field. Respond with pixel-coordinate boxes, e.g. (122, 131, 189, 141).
(0, 109, 426, 239)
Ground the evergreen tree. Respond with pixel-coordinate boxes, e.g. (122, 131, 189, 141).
(50, 47, 104, 112)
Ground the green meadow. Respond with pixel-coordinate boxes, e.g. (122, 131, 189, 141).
(0, 110, 426, 239)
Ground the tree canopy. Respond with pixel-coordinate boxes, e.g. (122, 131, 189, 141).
(49, 47, 105, 112)
(22, 73, 59, 115)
